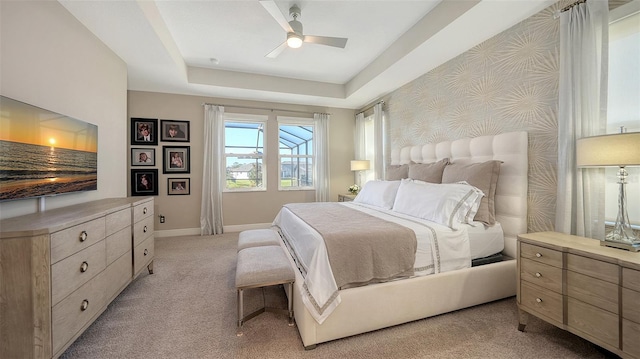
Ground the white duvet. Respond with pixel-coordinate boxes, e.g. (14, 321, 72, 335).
(272, 202, 472, 324)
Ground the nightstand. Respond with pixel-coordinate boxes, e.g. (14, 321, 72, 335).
(338, 194, 356, 202)
(517, 231, 640, 359)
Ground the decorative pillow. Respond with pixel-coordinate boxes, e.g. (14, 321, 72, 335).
(353, 180, 401, 209)
(385, 164, 409, 180)
(392, 179, 481, 230)
(408, 158, 450, 183)
(441, 161, 501, 225)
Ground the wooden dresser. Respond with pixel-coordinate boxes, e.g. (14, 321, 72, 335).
(517, 231, 640, 359)
(0, 197, 155, 359)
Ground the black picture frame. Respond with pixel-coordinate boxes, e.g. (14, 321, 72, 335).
(131, 169, 158, 196)
(161, 119, 190, 142)
(131, 148, 156, 166)
(167, 178, 190, 195)
(163, 146, 190, 174)
(131, 118, 158, 145)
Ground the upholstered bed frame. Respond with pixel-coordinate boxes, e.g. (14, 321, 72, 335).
(282, 131, 529, 349)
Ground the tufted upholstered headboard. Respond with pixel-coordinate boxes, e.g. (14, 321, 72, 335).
(390, 131, 528, 258)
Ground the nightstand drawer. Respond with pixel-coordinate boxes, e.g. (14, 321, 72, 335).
(568, 297, 618, 348)
(567, 270, 618, 314)
(520, 242, 562, 268)
(520, 258, 563, 293)
(521, 281, 563, 324)
(567, 254, 618, 284)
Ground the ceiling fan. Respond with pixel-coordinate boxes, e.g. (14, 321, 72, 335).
(259, 1, 348, 58)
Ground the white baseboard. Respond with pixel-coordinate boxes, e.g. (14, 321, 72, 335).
(154, 223, 272, 237)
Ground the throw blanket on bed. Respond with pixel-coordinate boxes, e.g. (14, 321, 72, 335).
(283, 203, 417, 289)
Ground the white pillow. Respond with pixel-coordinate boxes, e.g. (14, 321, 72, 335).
(392, 179, 481, 230)
(353, 180, 401, 209)
(456, 181, 485, 224)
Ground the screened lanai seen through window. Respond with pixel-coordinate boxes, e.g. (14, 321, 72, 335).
(224, 120, 266, 190)
(279, 123, 314, 190)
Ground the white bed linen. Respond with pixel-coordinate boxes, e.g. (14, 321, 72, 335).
(272, 202, 472, 324)
(468, 222, 504, 259)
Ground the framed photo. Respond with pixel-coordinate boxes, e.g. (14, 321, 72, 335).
(131, 148, 155, 166)
(163, 146, 190, 174)
(161, 119, 190, 142)
(131, 118, 158, 145)
(131, 169, 158, 196)
(168, 178, 190, 195)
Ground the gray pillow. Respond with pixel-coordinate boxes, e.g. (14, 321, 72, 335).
(408, 158, 449, 183)
(441, 160, 501, 225)
(386, 164, 409, 180)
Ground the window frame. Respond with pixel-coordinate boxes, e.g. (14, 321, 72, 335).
(223, 114, 268, 192)
(277, 117, 316, 191)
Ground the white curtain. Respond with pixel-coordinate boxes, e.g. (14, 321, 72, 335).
(314, 112, 330, 202)
(354, 112, 366, 185)
(555, 0, 609, 239)
(200, 105, 225, 235)
(373, 103, 385, 180)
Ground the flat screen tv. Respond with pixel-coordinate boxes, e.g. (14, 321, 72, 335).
(0, 95, 98, 201)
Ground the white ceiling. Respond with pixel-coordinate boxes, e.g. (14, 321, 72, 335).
(59, 0, 555, 110)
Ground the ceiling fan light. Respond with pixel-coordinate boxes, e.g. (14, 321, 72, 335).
(287, 33, 303, 48)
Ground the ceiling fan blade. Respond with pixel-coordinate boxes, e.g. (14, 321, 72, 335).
(265, 41, 288, 58)
(304, 35, 348, 48)
(259, 0, 293, 33)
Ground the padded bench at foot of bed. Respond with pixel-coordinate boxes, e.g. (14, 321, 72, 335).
(235, 245, 295, 336)
(237, 228, 281, 252)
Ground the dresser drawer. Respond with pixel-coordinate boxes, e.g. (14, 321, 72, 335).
(623, 267, 640, 292)
(106, 227, 131, 265)
(520, 281, 563, 324)
(623, 319, 640, 358)
(51, 241, 106, 306)
(520, 258, 563, 293)
(105, 208, 131, 236)
(133, 200, 153, 223)
(133, 215, 154, 247)
(623, 287, 640, 324)
(103, 252, 132, 303)
(567, 254, 618, 284)
(567, 270, 618, 314)
(51, 217, 106, 264)
(520, 242, 562, 268)
(134, 235, 154, 277)
(51, 269, 108, 354)
(567, 297, 618, 349)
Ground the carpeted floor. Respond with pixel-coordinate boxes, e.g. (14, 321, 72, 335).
(60, 233, 618, 359)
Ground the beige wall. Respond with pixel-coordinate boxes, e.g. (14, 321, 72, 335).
(128, 91, 355, 233)
(0, 0, 128, 220)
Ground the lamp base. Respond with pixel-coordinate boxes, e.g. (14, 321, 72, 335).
(600, 240, 640, 252)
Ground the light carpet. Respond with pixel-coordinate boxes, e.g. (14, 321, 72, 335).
(60, 233, 618, 359)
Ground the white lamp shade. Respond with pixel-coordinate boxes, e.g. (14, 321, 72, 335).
(350, 160, 370, 171)
(576, 132, 640, 167)
(287, 33, 303, 48)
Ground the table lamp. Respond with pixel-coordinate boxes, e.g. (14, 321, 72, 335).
(576, 131, 640, 251)
(350, 160, 370, 187)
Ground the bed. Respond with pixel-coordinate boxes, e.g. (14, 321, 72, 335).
(272, 131, 528, 349)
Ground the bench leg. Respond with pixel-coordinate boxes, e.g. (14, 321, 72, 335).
(237, 289, 244, 336)
(287, 282, 294, 327)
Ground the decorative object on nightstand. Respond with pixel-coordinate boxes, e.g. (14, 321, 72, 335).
(350, 160, 370, 187)
(338, 194, 356, 202)
(347, 184, 360, 195)
(576, 130, 640, 251)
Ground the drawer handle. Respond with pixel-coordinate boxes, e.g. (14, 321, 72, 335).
(80, 261, 89, 273)
(535, 252, 542, 258)
(79, 231, 88, 242)
(81, 299, 89, 311)
(144, 248, 148, 256)
(143, 226, 148, 233)
(143, 207, 148, 214)
(536, 298, 542, 303)
(535, 272, 541, 278)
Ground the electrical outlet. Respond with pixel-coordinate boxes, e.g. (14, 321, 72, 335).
(159, 215, 165, 223)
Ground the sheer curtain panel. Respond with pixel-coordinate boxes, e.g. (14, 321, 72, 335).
(373, 103, 385, 180)
(555, 0, 609, 239)
(314, 113, 330, 202)
(201, 105, 225, 235)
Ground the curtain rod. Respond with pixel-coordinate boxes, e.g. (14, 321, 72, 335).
(201, 102, 329, 115)
(356, 100, 385, 116)
(561, 0, 587, 12)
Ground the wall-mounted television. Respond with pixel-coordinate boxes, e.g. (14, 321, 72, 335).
(0, 96, 98, 202)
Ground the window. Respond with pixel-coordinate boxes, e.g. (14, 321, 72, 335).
(278, 118, 314, 190)
(360, 115, 377, 183)
(224, 115, 267, 191)
(607, 5, 640, 224)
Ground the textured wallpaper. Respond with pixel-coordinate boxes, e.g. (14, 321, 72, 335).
(384, 2, 567, 233)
